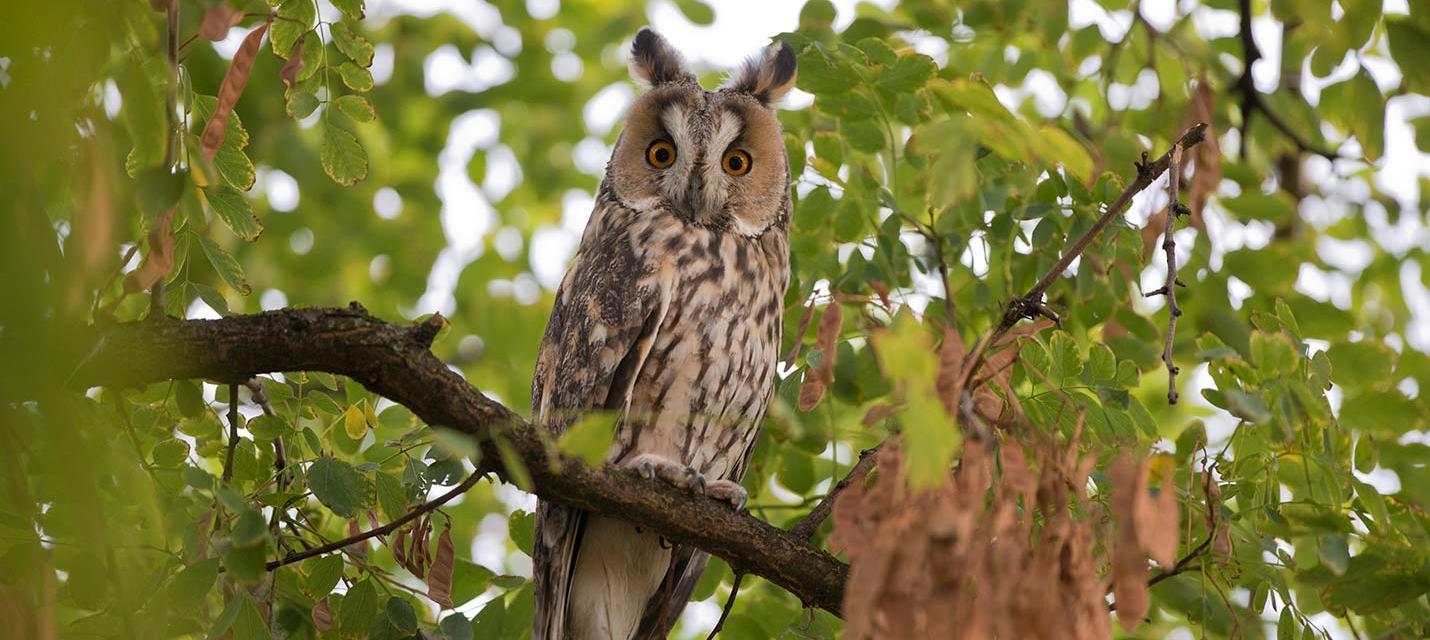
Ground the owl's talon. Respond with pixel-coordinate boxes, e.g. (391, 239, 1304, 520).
(706, 480, 748, 510)
(636, 461, 656, 481)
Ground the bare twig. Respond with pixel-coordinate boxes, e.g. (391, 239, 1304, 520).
(790, 445, 881, 539)
(265, 472, 482, 571)
(1145, 143, 1187, 404)
(222, 383, 239, 485)
(705, 573, 746, 640)
(1234, 0, 1340, 161)
(961, 123, 1209, 389)
(244, 378, 287, 489)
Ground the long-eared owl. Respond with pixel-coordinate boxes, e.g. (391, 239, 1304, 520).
(529, 28, 797, 640)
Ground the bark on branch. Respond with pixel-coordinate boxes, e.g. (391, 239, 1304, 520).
(63, 304, 849, 615)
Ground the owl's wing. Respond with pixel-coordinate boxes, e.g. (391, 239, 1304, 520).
(531, 216, 670, 640)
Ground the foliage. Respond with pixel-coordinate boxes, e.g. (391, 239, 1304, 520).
(1, 0, 1428, 639)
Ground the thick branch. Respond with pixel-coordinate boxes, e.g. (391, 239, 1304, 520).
(61, 305, 849, 615)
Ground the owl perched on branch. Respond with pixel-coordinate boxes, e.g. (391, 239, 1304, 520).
(530, 28, 797, 640)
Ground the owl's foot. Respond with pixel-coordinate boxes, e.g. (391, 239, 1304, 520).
(624, 454, 746, 510)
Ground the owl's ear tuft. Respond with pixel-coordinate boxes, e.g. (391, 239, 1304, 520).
(630, 28, 695, 86)
(725, 40, 797, 105)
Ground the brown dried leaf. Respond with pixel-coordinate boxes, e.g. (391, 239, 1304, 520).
(280, 33, 306, 87)
(815, 303, 843, 382)
(783, 298, 816, 368)
(426, 525, 456, 608)
(123, 209, 176, 293)
(797, 377, 826, 412)
(311, 597, 333, 632)
(1184, 80, 1220, 225)
(861, 402, 896, 427)
(994, 317, 1055, 348)
(199, 4, 244, 41)
(1134, 457, 1180, 567)
(1110, 455, 1150, 631)
(201, 21, 270, 161)
(935, 326, 966, 415)
(392, 524, 408, 569)
(346, 519, 368, 560)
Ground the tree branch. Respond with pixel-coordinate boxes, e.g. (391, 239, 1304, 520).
(789, 444, 880, 540)
(1235, 0, 1340, 162)
(57, 304, 849, 615)
(265, 471, 482, 571)
(962, 122, 1209, 388)
(1145, 144, 1187, 404)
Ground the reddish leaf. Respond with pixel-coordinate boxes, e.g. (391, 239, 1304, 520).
(199, 5, 244, 41)
(797, 377, 826, 412)
(815, 302, 843, 381)
(280, 33, 306, 88)
(200, 21, 270, 161)
(935, 325, 966, 415)
(311, 597, 333, 632)
(426, 525, 456, 608)
(123, 209, 176, 293)
(1110, 455, 1150, 631)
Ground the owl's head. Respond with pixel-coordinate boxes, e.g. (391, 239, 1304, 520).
(606, 28, 797, 237)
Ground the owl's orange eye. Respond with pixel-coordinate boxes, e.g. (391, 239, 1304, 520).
(722, 149, 752, 176)
(646, 140, 677, 169)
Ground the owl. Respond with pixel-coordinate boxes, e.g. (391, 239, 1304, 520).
(529, 28, 797, 640)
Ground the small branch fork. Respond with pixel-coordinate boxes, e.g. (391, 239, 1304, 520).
(264, 472, 482, 571)
(789, 445, 881, 540)
(1234, 0, 1339, 161)
(961, 123, 1209, 390)
(1145, 143, 1189, 404)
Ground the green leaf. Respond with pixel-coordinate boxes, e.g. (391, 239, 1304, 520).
(1338, 392, 1423, 436)
(1386, 18, 1430, 94)
(1220, 191, 1297, 222)
(321, 122, 369, 186)
(331, 22, 374, 66)
(271, 0, 315, 58)
(1250, 331, 1299, 377)
(285, 90, 319, 119)
(335, 95, 376, 122)
(451, 560, 495, 605)
(166, 559, 220, 611)
(375, 472, 409, 520)
(672, 0, 714, 25)
(307, 457, 362, 517)
(304, 554, 344, 596)
(231, 508, 267, 547)
(247, 414, 289, 440)
(152, 438, 190, 467)
(336, 61, 374, 92)
(330, 0, 365, 20)
(440, 613, 473, 640)
(1035, 126, 1093, 184)
(797, 44, 859, 94)
(557, 413, 617, 465)
(338, 579, 379, 636)
(874, 54, 936, 93)
(1088, 344, 1116, 383)
(1323, 71, 1384, 160)
(135, 168, 188, 219)
(196, 233, 252, 295)
(177, 380, 205, 417)
(223, 540, 266, 584)
(204, 186, 262, 241)
(508, 509, 536, 557)
(1326, 340, 1395, 391)
(385, 596, 417, 634)
(1318, 534, 1349, 576)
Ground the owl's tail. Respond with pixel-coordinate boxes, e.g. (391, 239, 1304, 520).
(566, 515, 671, 640)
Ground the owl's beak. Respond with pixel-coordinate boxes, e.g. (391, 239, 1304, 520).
(679, 162, 717, 223)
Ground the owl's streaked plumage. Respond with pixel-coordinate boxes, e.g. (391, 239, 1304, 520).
(530, 28, 797, 640)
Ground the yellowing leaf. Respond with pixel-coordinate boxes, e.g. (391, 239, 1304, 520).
(321, 122, 369, 186)
(344, 403, 368, 440)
